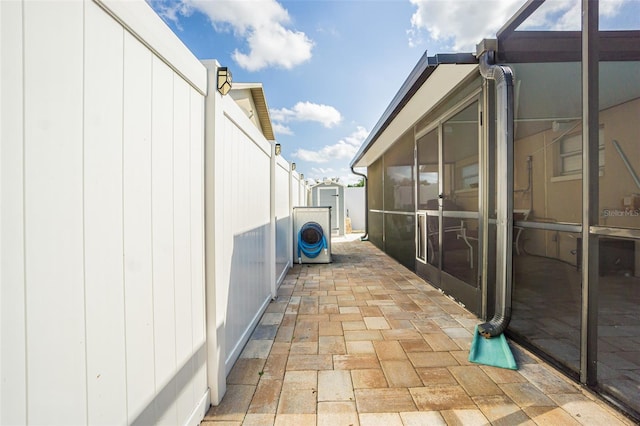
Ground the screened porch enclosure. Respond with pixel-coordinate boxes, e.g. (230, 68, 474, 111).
(507, 58, 640, 417)
(352, 1, 640, 419)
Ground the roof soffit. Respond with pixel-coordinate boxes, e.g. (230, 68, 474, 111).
(354, 63, 478, 168)
(230, 83, 275, 141)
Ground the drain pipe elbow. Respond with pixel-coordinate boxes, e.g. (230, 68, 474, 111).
(350, 165, 369, 241)
(478, 50, 515, 338)
(479, 51, 514, 89)
(478, 308, 512, 338)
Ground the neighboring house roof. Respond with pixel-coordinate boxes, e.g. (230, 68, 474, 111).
(350, 53, 478, 168)
(230, 83, 275, 141)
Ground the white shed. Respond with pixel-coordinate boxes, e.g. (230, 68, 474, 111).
(311, 179, 346, 236)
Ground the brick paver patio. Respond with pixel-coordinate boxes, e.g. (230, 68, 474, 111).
(202, 235, 632, 425)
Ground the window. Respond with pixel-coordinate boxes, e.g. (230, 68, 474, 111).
(460, 163, 479, 189)
(559, 128, 604, 176)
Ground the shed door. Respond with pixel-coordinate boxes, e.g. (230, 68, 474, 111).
(318, 187, 339, 235)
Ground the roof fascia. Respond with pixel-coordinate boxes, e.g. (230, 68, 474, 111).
(249, 86, 275, 141)
(498, 30, 640, 63)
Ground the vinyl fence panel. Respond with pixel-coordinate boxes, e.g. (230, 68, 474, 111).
(275, 158, 292, 284)
(0, 1, 209, 424)
(204, 64, 274, 403)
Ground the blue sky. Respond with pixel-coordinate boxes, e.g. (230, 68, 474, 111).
(148, 0, 639, 184)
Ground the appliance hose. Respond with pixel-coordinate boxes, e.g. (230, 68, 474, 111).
(297, 222, 328, 263)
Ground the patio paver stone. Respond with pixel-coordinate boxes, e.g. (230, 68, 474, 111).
(203, 236, 634, 426)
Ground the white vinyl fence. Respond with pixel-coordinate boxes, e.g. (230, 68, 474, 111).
(275, 156, 293, 282)
(1, 1, 310, 423)
(345, 186, 366, 231)
(203, 62, 308, 404)
(1, 1, 208, 425)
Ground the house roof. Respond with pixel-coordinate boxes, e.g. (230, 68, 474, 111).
(310, 179, 346, 189)
(350, 0, 640, 169)
(231, 83, 275, 141)
(350, 53, 478, 168)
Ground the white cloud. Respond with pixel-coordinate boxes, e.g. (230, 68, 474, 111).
(340, 171, 364, 186)
(407, 27, 423, 48)
(342, 126, 369, 147)
(151, 0, 313, 71)
(152, 0, 192, 30)
(600, 0, 627, 17)
(293, 126, 368, 164)
(294, 143, 356, 164)
(524, 0, 626, 31)
(273, 122, 293, 136)
(271, 101, 342, 128)
(408, 0, 627, 51)
(408, 0, 523, 51)
(311, 167, 336, 176)
(233, 25, 313, 71)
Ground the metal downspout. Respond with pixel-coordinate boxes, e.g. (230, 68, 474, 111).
(478, 50, 515, 337)
(350, 166, 369, 241)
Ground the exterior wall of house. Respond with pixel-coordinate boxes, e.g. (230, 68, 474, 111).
(230, 88, 265, 134)
(513, 84, 640, 266)
(1, 1, 208, 424)
(599, 97, 640, 230)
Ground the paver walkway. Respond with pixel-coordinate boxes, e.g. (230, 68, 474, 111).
(202, 236, 632, 425)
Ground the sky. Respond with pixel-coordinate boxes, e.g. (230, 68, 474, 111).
(148, 0, 639, 185)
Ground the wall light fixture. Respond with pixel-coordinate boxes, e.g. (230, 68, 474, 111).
(217, 67, 232, 95)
